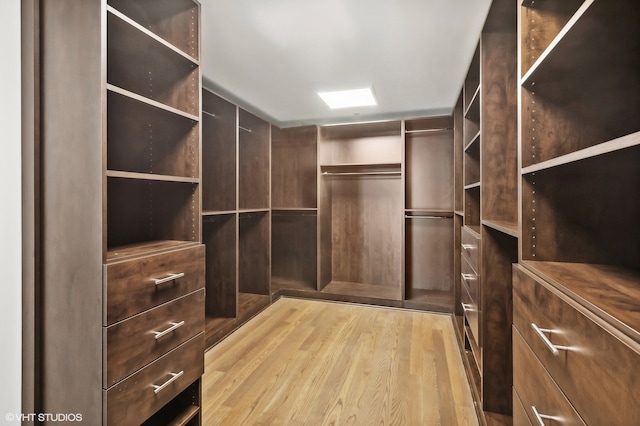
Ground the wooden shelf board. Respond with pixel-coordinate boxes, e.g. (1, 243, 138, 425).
(271, 276, 317, 293)
(106, 170, 199, 183)
(107, 84, 199, 122)
(166, 404, 200, 426)
(464, 182, 481, 190)
(455, 210, 465, 217)
(204, 316, 237, 349)
(481, 220, 519, 238)
(106, 240, 200, 263)
(521, 131, 640, 175)
(464, 225, 481, 239)
(321, 280, 403, 301)
(238, 208, 270, 214)
(404, 289, 454, 313)
(464, 85, 481, 119)
(107, 5, 199, 65)
(202, 210, 236, 216)
(464, 131, 481, 152)
(521, 261, 640, 345)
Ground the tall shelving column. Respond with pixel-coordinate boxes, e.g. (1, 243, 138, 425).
(404, 116, 455, 313)
(271, 126, 318, 297)
(237, 109, 272, 324)
(514, 1, 640, 424)
(201, 89, 238, 348)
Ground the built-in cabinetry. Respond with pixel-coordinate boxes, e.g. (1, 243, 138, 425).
(271, 126, 318, 294)
(456, 0, 519, 420)
(201, 89, 271, 349)
(39, 1, 205, 424)
(513, 0, 640, 424)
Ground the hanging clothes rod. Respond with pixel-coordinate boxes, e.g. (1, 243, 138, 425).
(202, 110, 217, 118)
(405, 215, 453, 219)
(322, 171, 401, 176)
(405, 128, 453, 134)
(239, 125, 252, 133)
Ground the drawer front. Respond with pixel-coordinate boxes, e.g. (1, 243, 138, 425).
(105, 332, 204, 426)
(461, 255, 479, 304)
(105, 244, 205, 324)
(513, 329, 585, 426)
(513, 265, 640, 426)
(461, 226, 480, 275)
(104, 289, 205, 387)
(462, 283, 480, 346)
(513, 389, 532, 426)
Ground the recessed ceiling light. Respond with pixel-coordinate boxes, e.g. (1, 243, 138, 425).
(318, 87, 377, 109)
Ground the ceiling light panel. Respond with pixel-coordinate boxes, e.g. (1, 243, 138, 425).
(318, 88, 377, 109)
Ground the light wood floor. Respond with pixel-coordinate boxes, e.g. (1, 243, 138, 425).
(202, 297, 479, 425)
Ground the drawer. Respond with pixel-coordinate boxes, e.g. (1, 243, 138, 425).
(513, 264, 640, 426)
(105, 244, 205, 324)
(513, 328, 585, 426)
(461, 226, 480, 275)
(461, 255, 479, 304)
(105, 332, 204, 426)
(462, 283, 480, 346)
(104, 289, 205, 387)
(513, 388, 532, 426)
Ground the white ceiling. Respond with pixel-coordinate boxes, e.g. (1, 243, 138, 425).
(200, 0, 493, 128)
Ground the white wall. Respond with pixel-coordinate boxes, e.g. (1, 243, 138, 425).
(0, 0, 23, 419)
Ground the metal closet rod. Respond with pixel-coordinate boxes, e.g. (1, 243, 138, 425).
(405, 215, 452, 219)
(405, 127, 453, 134)
(202, 110, 217, 118)
(239, 125, 252, 133)
(322, 171, 401, 176)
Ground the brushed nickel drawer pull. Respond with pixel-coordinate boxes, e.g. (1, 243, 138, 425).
(152, 371, 184, 394)
(153, 272, 185, 286)
(531, 406, 561, 426)
(462, 244, 476, 250)
(461, 303, 476, 313)
(153, 321, 185, 340)
(461, 273, 477, 281)
(531, 323, 570, 356)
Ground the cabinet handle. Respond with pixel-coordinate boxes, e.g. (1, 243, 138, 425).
(462, 244, 476, 250)
(461, 303, 476, 313)
(531, 406, 561, 426)
(153, 272, 185, 286)
(153, 321, 185, 340)
(531, 323, 570, 356)
(152, 371, 184, 394)
(461, 273, 477, 281)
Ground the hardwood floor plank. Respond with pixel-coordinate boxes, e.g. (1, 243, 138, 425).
(202, 298, 479, 425)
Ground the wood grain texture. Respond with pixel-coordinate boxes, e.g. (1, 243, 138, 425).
(512, 329, 585, 426)
(202, 298, 479, 425)
(238, 212, 270, 295)
(238, 110, 270, 210)
(271, 126, 317, 208)
(202, 214, 237, 318)
(513, 265, 640, 426)
(202, 90, 236, 212)
(271, 212, 317, 289)
(406, 217, 454, 293)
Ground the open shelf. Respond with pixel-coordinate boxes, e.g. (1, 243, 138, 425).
(238, 211, 270, 296)
(464, 186, 481, 230)
(521, 144, 640, 269)
(202, 213, 236, 320)
(464, 136, 480, 186)
(107, 0, 200, 60)
(107, 9, 199, 116)
(107, 178, 199, 250)
(140, 378, 201, 426)
(202, 89, 237, 212)
(107, 89, 199, 178)
(321, 280, 402, 301)
(319, 121, 402, 165)
(272, 125, 317, 209)
(237, 292, 271, 325)
(239, 110, 270, 210)
(520, 0, 640, 168)
(519, 0, 585, 77)
(272, 211, 317, 294)
(464, 44, 480, 111)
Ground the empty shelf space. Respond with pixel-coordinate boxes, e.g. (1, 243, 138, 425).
(107, 0, 200, 59)
(106, 170, 199, 183)
(481, 220, 519, 237)
(107, 84, 199, 122)
(271, 277, 317, 293)
(237, 293, 271, 324)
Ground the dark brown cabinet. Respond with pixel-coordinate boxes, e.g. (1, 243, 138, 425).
(37, 1, 204, 424)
